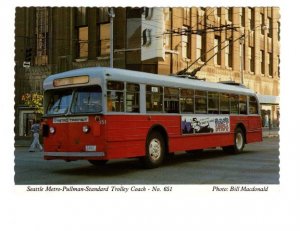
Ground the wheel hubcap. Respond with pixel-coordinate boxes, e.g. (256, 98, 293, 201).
(149, 138, 161, 161)
(236, 133, 243, 150)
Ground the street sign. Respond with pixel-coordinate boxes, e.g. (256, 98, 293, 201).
(23, 61, 31, 68)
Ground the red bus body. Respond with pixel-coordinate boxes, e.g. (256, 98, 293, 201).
(43, 67, 262, 166)
(44, 115, 262, 160)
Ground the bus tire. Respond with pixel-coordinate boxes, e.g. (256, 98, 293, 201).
(143, 132, 165, 168)
(223, 127, 245, 154)
(88, 160, 108, 166)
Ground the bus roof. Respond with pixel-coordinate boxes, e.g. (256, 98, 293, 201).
(44, 67, 256, 96)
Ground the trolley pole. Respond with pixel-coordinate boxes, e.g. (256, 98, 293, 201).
(109, 8, 115, 68)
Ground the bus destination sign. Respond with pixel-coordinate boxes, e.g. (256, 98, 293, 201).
(53, 116, 89, 123)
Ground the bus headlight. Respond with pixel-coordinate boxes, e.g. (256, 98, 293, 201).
(83, 125, 90, 133)
(49, 127, 56, 134)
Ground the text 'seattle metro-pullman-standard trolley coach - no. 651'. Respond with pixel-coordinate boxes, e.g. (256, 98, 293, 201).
(42, 67, 262, 168)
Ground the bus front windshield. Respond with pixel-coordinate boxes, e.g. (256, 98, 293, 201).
(46, 86, 102, 115)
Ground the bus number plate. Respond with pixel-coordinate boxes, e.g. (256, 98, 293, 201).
(85, 145, 96, 152)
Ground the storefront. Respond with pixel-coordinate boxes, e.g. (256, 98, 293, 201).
(17, 107, 42, 137)
(257, 94, 280, 128)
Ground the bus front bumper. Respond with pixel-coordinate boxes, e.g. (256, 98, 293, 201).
(44, 152, 105, 160)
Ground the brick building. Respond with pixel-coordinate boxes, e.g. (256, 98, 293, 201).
(15, 7, 280, 137)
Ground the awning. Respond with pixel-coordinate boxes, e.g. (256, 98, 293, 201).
(257, 94, 280, 105)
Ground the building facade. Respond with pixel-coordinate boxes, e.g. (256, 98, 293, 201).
(15, 7, 280, 137)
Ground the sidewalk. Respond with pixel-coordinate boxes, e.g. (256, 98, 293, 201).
(262, 127, 279, 138)
(15, 136, 39, 147)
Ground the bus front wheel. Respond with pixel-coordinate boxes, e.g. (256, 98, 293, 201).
(223, 128, 245, 154)
(142, 132, 166, 168)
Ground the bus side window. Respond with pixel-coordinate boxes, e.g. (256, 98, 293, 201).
(220, 93, 230, 114)
(146, 85, 163, 112)
(164, 87, 179, 113)
(239, 95, 247, 114)
(195, 90, 207, 114)
(230, 94, 239, 114)
(180, 89, 194, 113)
(249, 96, 258, 114)
(107, 81, 125, 112)
(208, 92, 219, 114)
(126, 83, 140, 113)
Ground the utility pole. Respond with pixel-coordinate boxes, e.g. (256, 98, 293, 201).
(109, 8, 115, 68)
(240, 35, 245, 84)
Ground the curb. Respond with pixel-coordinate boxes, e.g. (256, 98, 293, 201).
(263, 135, 279, 138)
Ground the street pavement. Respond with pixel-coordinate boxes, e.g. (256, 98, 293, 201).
(14, 137, 279, 185)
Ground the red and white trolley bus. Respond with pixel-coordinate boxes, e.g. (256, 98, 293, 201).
(42, 67, 262, 168)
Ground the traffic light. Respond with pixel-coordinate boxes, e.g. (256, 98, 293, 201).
(25, 48, 33, 62)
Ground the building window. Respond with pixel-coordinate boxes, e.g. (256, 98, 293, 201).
(268, 17, 273, 38)
(269, 53, 273, 77)
(250, 47, 255, 73)
(261, 13, 265, 34)
(76, 7, 87, 26)
(183, 8, 190, 25)
(78, 26, 88, 58)
(126, 8, 141, 50)
(99, 23, 110, 57)
(227, 7, 233, 22)
(261, 50, 265, 75)
(249, 8, 255, 29)
(225, 40, 233, 68)
(215, 8, 221, 18)
(182, 26, 191, 59)
(240, 8, 245, 27)
(196, 32, 206, 62)
(240, 43, 245, 71)
(214, 36, 221, 66)
(196, 34, 204, 62)
(98, 7, 109, 22)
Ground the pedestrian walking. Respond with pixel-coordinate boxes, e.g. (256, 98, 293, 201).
(29, 120, 43, 152)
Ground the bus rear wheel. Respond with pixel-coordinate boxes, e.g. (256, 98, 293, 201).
(223, 128, 245, 154)
(88, 160, 108, 166)
(142, 132, 166, 168)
